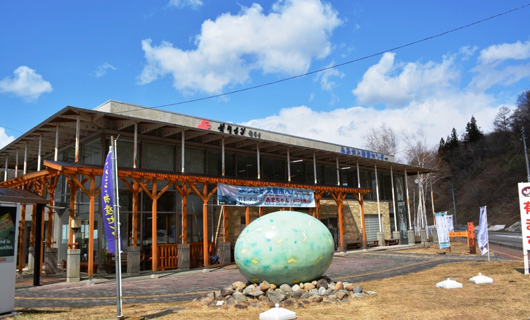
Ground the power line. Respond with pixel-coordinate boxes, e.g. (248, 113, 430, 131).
(138, 2, 530, 112)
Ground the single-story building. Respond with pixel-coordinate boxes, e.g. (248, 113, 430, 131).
(0, 100, 432, 278)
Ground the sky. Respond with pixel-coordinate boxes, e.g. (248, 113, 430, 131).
(1, 0, 530, 161)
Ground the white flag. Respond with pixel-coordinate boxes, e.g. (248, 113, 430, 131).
(477, 206, 489, 255)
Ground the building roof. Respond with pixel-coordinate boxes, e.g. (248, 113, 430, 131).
(0, 188, 47, 204)
(0, 100, 432, 175)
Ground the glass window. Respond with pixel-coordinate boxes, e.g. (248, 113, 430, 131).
(142, 142, 175, 171)
(237, 154, 257, 179)
(82, 138, 102, 165)
(185, 148, 205, 174)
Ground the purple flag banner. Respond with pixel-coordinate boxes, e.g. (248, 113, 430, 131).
(101, 149, 118, 253)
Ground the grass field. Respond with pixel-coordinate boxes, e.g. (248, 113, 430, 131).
(9, 242, 530, 320)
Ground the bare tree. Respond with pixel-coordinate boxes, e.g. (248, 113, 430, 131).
(362, 122, 398, 156)
(493, 106, 512, 133)
(401, 129, 442, 234)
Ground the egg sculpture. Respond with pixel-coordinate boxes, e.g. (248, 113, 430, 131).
(234, 210, 335, 285)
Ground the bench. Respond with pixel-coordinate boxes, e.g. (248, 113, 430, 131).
(346, 241, 362, 250)
(366, 240, 379, 248)
(80, 262, 98, 273)
(105, 253, 127, 273)
(385, 239, 399, 246)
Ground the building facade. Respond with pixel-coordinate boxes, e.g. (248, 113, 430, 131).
(0, 100, 431, 276)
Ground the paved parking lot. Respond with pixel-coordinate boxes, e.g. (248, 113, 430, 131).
(14, 244, 502, 308)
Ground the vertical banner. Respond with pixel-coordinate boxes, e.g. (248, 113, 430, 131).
(518, 182, 530, 274)
(435, 212, 450, 249)
(101, 148, 118, 254)
(446, 215, 454, 233)
(477, 206, 489, 256)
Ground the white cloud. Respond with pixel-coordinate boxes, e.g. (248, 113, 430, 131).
(94, 63, 117, 78)
(168, 0, 203, 10)
(470, 40, 530, 91)
(478, 40, 530, 65)
(352, 52, 459, 106)
(0, 127, 14, 149)
(242, 93, 502, 161)
(138, 0, 342, 93)
(316, 61, 344, 91)
(0, 66, 52, 102)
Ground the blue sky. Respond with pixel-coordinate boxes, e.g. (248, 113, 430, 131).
(1, 0, 529, 160)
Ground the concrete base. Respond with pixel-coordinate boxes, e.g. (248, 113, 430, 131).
(127, 246, 141, 276)
(218, 242, 231, 264)
(44, 248, 58, 275)
(27, 247, 34, 272)
(432, 227, 438, 244)
(177, 244, 190, 271)
(377, 232, 385, 247)
(66, 249, 81, 283)
(392, 231, 401, 245)
(420, 229, 427, 244)
(408, 230, 415, 245)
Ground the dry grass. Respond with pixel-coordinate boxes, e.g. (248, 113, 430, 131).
(9, 244, 530, 320)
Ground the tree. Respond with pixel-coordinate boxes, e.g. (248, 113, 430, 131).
(463, 115, 484, 144)
(493, 106, 512, 133)
(362, 123, 398, 156)
(509, 89, 530, 134)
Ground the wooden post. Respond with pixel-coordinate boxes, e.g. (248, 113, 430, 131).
(132, 181, 139, 246)
(182, 185, 188, 244)
(88, 175, 96, 278)
(223, 206, 229, 242)
(202, 184, 208, 268)
(152, 179, 158, 272)
(245, 207, 250, 226)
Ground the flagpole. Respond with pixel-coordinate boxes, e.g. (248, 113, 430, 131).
(111, 137, 124, 320)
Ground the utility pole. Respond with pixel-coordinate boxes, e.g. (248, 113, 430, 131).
(451, 183, 457, 229)
(523, 128, 530, 182)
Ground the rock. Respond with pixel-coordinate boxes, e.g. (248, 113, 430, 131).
(299, 283, 305, 289)
(336, 290, 349, 300)
(335, 281, 344, 291)
(234, 304, 248, 309)
(220, 287, 234, 297)
(232, 281, 246, 292)
(353, 292, 365, 298)
(260, 280, 271, 292)
(270, 284, 277, 290)
(310, 295, 323, 303)
(267, 289, 286, 304)
(318, 287, 327, 296)
(328, 294, 337, 300)
(200, 296, 214, 305)
(345, 284, 354, 291)
(354, 286, 363, 294)
(365, 291, 377, 296)
(233, 292, 248, 303)
(292, 284, 301, 291)
(292, 289, 305, 299)
(301, 291, 310, 299)
(258, 295, 270, 302)
(317, 278, 328, 289)
(304, 283, 315, 290)
(279, 284, 293, 295)
(312, 280, 317, 286)
(244, 285, 264, 297)
(225, 296, 236, 307)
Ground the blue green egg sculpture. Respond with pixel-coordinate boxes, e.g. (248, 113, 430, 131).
(234, 211, 335, 285)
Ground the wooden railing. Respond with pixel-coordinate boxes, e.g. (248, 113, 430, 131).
(157, 241, 214, 271)
(158, 244, 179, 271)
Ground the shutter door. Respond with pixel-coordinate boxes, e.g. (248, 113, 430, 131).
(364, 215, 380, 242)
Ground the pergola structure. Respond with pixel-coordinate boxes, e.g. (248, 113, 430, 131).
(0, 101, 433, 278)
(1, 159, 372, 278)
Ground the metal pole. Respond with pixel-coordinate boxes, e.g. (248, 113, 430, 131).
(451, 183, 457, 228)
(111, 137, 123, 319)
(523, 128, 530, 182)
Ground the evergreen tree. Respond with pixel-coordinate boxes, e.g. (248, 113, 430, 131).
(463, 115, 484, 144)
